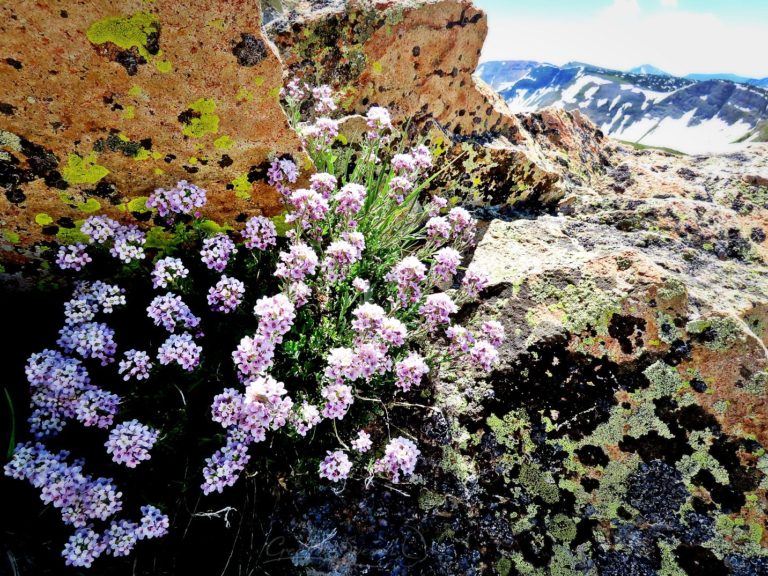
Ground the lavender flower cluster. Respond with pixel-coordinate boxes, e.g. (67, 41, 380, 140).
(5, 443, 168, 567)
(9, 89, 508, 567)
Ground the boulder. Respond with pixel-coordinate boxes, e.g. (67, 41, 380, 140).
(0, 0, 309, 270)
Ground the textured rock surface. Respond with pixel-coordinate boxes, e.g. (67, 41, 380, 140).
(267, 0, 608, 209)
(0, 0, 309, 269)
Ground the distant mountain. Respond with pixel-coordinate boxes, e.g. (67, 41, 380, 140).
(685, 73, 768, 89)
(476, 60, 768, 154)
(629, 64, 671, 77)
(475, 61, 539, 92)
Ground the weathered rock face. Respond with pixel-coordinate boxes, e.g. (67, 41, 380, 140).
(0, 0, 309, 269)
(267, 0, 608, 209)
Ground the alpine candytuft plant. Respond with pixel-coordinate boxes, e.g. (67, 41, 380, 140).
(4, 83, 503, 568)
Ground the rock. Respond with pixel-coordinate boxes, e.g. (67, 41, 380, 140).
(267, 0, 607, 210)
(0, 0, 309, 269)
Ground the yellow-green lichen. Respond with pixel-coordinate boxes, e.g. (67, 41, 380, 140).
(56, 223, 89, 244)
(62, 153, 109, 185)
(181, 98, 219, 138)
(214, 135, 234, 150)
(3, 230, 20, 244)
(86, 12, 160, 60)
(231, 173, 252, 199)
(35, 213, 54, 226)
(155, 60, 172, 73)
(76, 199, 101, 213)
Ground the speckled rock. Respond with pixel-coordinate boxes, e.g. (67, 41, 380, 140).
(0, 0, 309, 267)
(267, 0, 608, 209)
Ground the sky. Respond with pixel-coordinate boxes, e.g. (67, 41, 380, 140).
(474, 0, 768, 78)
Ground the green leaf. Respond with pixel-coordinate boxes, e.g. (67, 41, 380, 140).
(4, 388, 15, 459)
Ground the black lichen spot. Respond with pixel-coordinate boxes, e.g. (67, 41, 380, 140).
(232, 33, 267, 66)
(674, 544, 727, 576)
(575, 445, 609, 467)
(446, 9, 483, 29)
(218, 154, 233, 168)
(235, 213, 247, 223)
(56, 217, 75, 229)
(85, 180, 119, 204)
(115, 47, 147, 76)
(41, 225, 59, 236)
(608, 315, 646, 354)
(132, 211, 152, 222)
(1, 154, 30, 204)
(627, 460, 688, 524)
(0, 102, 16, 115)
(139, 138, 153, 150)
(178, 109, 201, 125)
(690, 377, 707, 393)
(60, 9, 68, 18)
(751, 227, 766, 243)
(164, 154, 176, 164)
(95, 133, 142, 157)
(183, 165, 199, 174)
(145, 30, 160, 56)
(412, 46, 420, 57)
(5, 58, 23, 70)
(598, 551, 656, 576)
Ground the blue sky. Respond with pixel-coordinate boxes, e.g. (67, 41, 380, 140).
(474, 0, 768, 77)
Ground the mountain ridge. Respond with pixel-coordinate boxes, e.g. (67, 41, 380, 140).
(476, 60, 768, 154)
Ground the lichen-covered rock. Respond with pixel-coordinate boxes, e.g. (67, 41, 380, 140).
(0, 0, 309, 270)
(267, 0, 608, 210)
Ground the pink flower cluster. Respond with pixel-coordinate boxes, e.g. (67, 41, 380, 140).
(242, 215, 277, 250)
(319, 450, 352, 482)
(80, 215, 120, 244)
(373, 437, 420, 483)
(147, 292, 200, 333)
(334, 183, 366, 216)
(310, 172, 337, 198)
(157, 333, 202, 371)
(418, 293, 458, 330)
(394, 352, 429, 392)
(118, 349, 152, 381)
(57, 322, 117, 366)
(200, 233, 237, 272)
(151, 257, 189, 289)
(56, 243, 92, 271)
(275, 242, 318, 282)
(208, 275, 246, 313)
(105, 419, 158, 468)
(285, 188, 329, 230)
(386, 256, 427, 306)
(146, 180, 207, 218)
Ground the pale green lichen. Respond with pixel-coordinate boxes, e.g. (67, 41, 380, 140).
(418, 489, 446, 511)
(529, 277, 621, 335)
(644, 361, 683, 398)
(440, 445, 475, 483)
(518, 463, 559, 504)
(686, 316, 745, 351)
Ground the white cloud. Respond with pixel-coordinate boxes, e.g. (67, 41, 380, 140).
(480, 0, 768, 77)
(660, 0, 678, 8)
